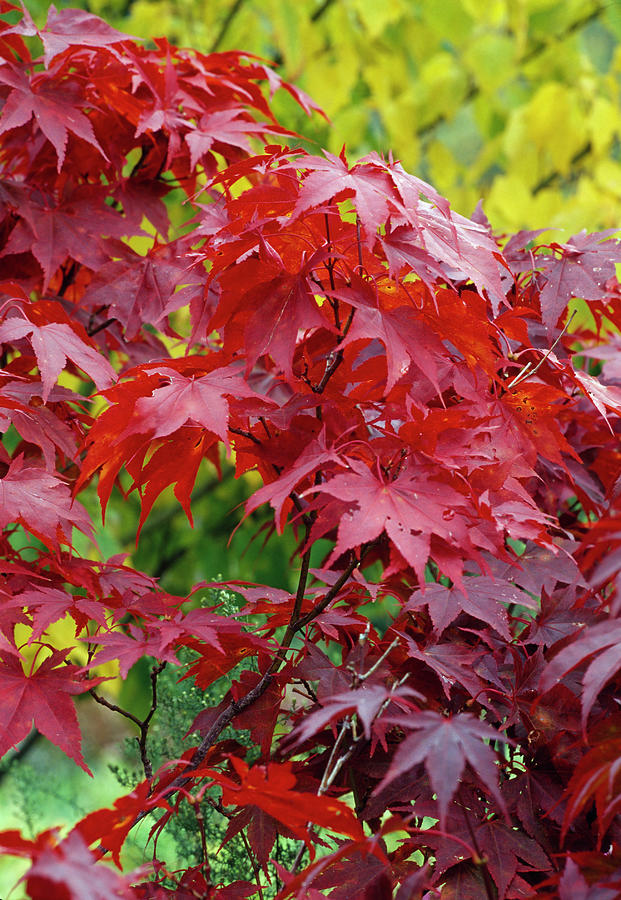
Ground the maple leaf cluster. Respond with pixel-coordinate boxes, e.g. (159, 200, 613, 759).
(0, 3, 621, 897)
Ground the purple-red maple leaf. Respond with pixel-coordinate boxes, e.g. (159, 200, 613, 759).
(380, 710, 508, 825)
(0, 62, 106, 171)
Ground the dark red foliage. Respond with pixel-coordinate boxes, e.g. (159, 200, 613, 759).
(0, 3, 620, 897)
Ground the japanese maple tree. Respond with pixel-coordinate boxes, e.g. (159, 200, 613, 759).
(0, 2, 621, 897)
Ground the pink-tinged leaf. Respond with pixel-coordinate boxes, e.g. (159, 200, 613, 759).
(292, 151, 397, 243)
(186, 109, 289, 170)
(83, 245, 202, 340)
(573, 369, 621, 431)
(40, 5, 134, 65)
(0, 456, 93, 549)
(16, 586, 106, 640)
(0, 383, 78, 469)
(306, 456, 472, 586)
(82, 624, 182, 678)
(539, 230, 621, 329)
(24, 830, 136, 899)
(0, 648, 92, 772)
(558, 857, 590, 900)
(380, 711, 508, 825)
(258, 64, 327, 119)
(1, 184, 134, 287)
(405, 576, 535, 640)
(0, 314, 115, 401)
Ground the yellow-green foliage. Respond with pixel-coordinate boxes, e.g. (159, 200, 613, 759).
(70, 0, 621, 233)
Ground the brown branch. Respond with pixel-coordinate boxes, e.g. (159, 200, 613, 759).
(90, 660, 166, 780)
(293, 554, 360, 631)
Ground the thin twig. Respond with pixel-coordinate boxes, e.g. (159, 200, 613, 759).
(506, 309, 576, 390)
(90, 660, 166, 780)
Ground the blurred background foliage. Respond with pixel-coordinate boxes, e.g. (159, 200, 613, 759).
(3, 1, 621, 891)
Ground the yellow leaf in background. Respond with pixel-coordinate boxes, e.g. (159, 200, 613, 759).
(503, 83, 586, 186)
(589, 96, 620, 157)
(427, 141, 459, 196)
(304, 50, 360, 117)
(463, 33, 517, 91)
(594, 159, 621, 200)
(350, 0, 406, 37)
(460, 0, 506, 26)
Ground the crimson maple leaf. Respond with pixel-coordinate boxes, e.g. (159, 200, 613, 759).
(83, 244, 203, 339)
(292, 149, 397, 242)
(244, 426, 343, 532)
(210, 242, 335, 381)
(290, 681, 421, 745)
(1, 184, 137, 289)
(38, 4, 134, 65)
(73, 781, 153, 867)
(206, 758, 364, 849)
(0, 648, 93, 772)
(24, 830, 136, 900)
(83, 623, 183, 678)
(405, 576, 538, 640)
(117, 362, 271, 449)
(332, 274, 446, 392)
(539, 620, 621, 730)
(0, 382, 78, 469)
(538, 230, 621, 329)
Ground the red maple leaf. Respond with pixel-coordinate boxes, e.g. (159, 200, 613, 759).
(0, 62, 106, 171)
(538, 230, 621, 329)
(117, 362, 270, 449)
(290, 681, 420, 745)
(24, 830, 136, 899)
(38, 5, 134, 65)
(0, 648, 93, 771)
(208, 758, 364, 848)
(0, 456, 92, 548)
(306, 455, 473, 584)
(1, 184, 136, 289)
(0, 306, 115, 400)
(404, 576, 537, 640)
(539, 620, 621, 730)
